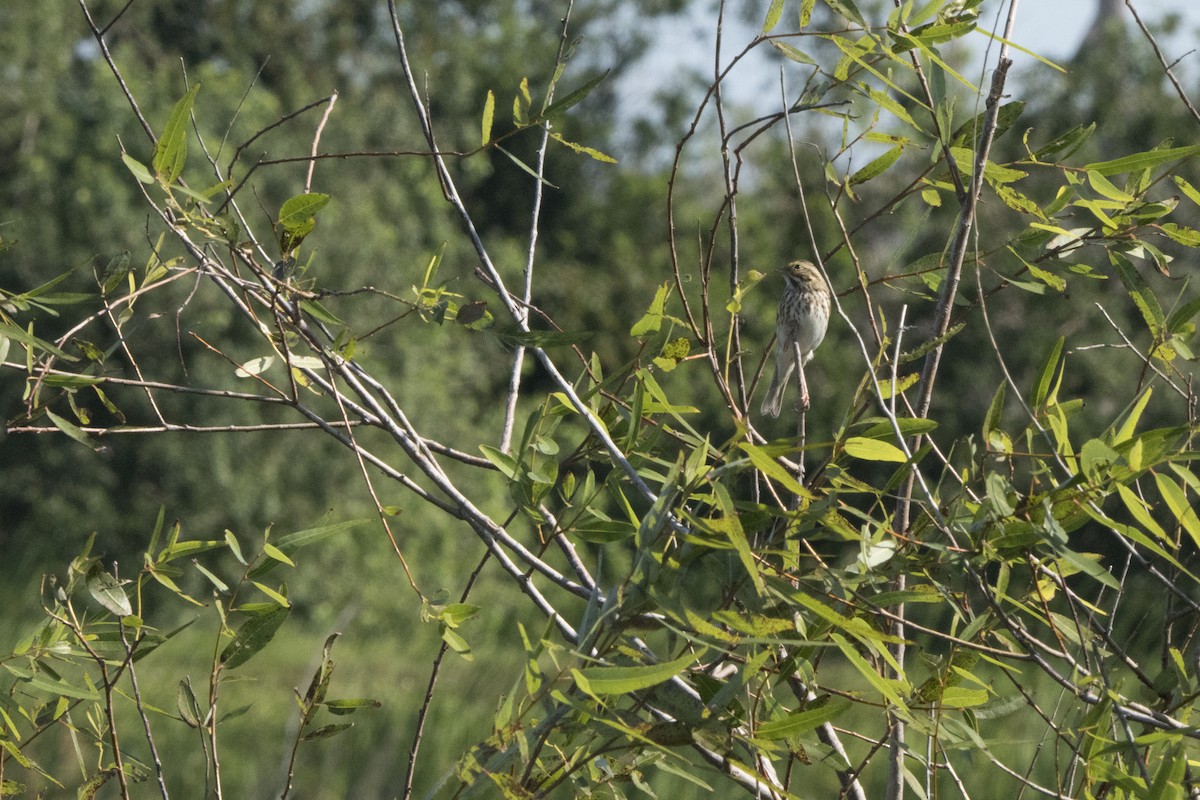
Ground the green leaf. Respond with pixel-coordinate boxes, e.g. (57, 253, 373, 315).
(757, 698, 852, 740)
(770, 40, 816, 65)
(1087, 170, 1135, 202)
(492, 325, 592, 349)
(950, 101, 1025, 147)
(272, 519, 368, 552)
(154, 82, 201, 183)
(512, 77, 532, 126)
(302, 723, 354, 742)
(739, 443, 810, 499)
(262, 543, 295, 566)
(1155, 473, 1200, 550)
(479, 444, 520, 480)
(543, 71, 609, 120)
(252, 581, 291, 607)
(763, 0, 785, 32)
(983, 381, 1010, 452)
(0, 321, 74, 360)
(1083, 144, 1200, 176)
(799, 0, 816, 27)
(177, 678, 203, 728)
(712, 481, 763, 595)
(86, 567, 132, 617)
(278, 192, 331, 235)
(220, 606, 289, 669)
(299, 299, 343, 326)
(548, 132, 617, 164)
(844, 436, 908, 463)
(1111, 252, 1164, 336)
(46, 410, 96, 450)
(481, 89, 495, 146)
(323, 698, 383, 715)
(1173, 174, 1200, 208)
(224, 530, 246, 565)
(122, 153, 154, 184)
(1112, 388, 1152, 444)
(631, 283, 671, 337)
(825, 0, 866, 26)
(577, 649, 704, 695)
(849, 146, 903, 185)
(2, 665, 99, 701)
(495, 144, 555, 186)
(833, 634, 910, 709)
(1030, 336, 1064, 409)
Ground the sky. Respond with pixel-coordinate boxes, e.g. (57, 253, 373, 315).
(1012, 0, 1199, 59)
(623, 0, 1200, 117)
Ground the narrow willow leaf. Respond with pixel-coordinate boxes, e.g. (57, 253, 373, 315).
(220, 606, 289, 669)
(262, 543, 295, 566)
(479, 445, 520, 479)
(1087, 170, 1135, 202)
(1173, 174, 1200, 208)
(825, 0, 866, 26)
(44, 409, 94, 450)
(481, 89, 495, 146)
(739, 443, 809, 498)
(1033, 123, 1095, 162)
(11, 669, 100, 701)
(1030, 337, 1064, 409)
(177, 679, 203, 728)
(549, 132, 617, 164)
(543, 70, 609, 119)
(577, 649, 703, 695)
(833, 634, 909, 708)
(224, 530, 246, 565)
(844, 436, 908, 463)
(154, 82, 201, 183)
(1112, 388, 1152, 444)
(246, 518, 368, 580)
(252, 581, 290, 607)
(512, 76, 532, 125)
(1111, 253, 1164, 335)
(1166, 295, 1200, 335)
(1084, 144, 1200, 176)
(122, 153, 154, 184)
(1155, 473, 1200, 549)
(849, 146, 903, 185)
(631, 283, 671, 337)
(799, 0, 816, 27)
(235, 356, 274, 378)
(757, 698, 852, 740)
(157, 539, 226, 563)
(301, 723, 353, 742)
(762, 0, 784, 32)
(712, 481, 763, 595)
(492, 325, 592, 348)
(323, 698, 382, 715)
(192, 562, 229, 593)
(770, 40, 816, 65)
(495, 144, 555, 186)
(982, 381, 1007, 450)
(86, 568, 132, 617)
(950, 101, 1025, 147)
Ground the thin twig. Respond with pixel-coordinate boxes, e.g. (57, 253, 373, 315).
(304, 92, 338, 193)
(1125, 0, 1200, 127)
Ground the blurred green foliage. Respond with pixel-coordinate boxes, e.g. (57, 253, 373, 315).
(6, 0, 1200, 798)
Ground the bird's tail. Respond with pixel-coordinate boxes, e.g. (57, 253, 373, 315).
(760, 361, 792, 418)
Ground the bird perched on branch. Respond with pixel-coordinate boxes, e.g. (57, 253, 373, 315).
(760, 259, 830, 417)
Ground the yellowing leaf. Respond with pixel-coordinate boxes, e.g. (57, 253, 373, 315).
(844, 436, 908, 462)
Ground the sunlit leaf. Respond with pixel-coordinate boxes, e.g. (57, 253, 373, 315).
(154, 83, 201, 183)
